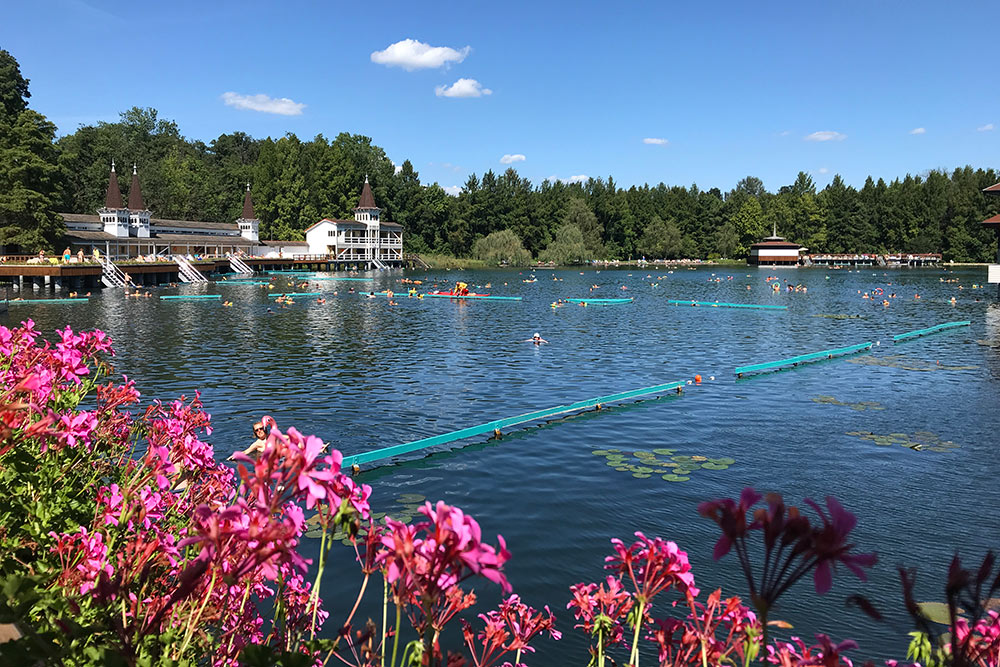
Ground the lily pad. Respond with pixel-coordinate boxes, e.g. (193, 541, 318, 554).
(701, 462, 730, 470)
(671, 455, 695, 463)
(592, 449, 612, 456)
(615, 467, 630, 472)
(917, 602, 960, 625)
(632, 473, 651, 479)
(633, 466, 654, 474)
(652, 448, 676, 455)
(662, 474, 690, 482)
(712, 457, 736, 465)
(691, 455, 708, 462)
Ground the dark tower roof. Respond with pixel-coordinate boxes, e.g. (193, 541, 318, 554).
(355, 176, 378, 209)
(127, 164, 145, 210)
(104, 161, 123, 209)
(984, 183, 1000, 196)
(241, 183, 256, 219)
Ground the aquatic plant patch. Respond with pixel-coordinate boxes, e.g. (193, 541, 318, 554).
(812, 395, 885, 411)
(845, 430, 960, 452)
(592, 448, 735, 482)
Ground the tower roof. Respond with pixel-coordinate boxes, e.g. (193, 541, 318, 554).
(355, 176, 378, 210)
(984, 182, 1000, 196)
(241, 183, 256, 219)
(127, 163, 145, 210)
(104, 161, 123, 209)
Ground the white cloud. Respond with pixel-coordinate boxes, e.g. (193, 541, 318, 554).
(221, 92, 305, 115)
(391, 160, 402, 175)
(910, 127, 926, 135)
(443, 185, 462, 196)
(500, 154, 526, 164)
(371, 39, 470, 71)
(435, 78, 492, 98)
(642, 137, 669, 146)
(548, 174, 589, 184)
(779, 130, 792, 137)
(817, 167, 829, 174)
(804, 130, 847, 142)
(978, 123, 995, 132)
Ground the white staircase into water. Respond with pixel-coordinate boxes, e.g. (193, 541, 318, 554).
(228, 254, 254, 275)
(98, 256, 128, 288)
(370, 257, 388, 270)
(173, 255, 209, 283)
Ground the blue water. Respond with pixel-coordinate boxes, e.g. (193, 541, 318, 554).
(8, 266, 1000, 662)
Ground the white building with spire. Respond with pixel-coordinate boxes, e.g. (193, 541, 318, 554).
(60, 163, 306, 259)
(303, 177, 403, 267)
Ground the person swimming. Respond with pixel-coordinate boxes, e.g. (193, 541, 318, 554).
(525, 333, 548, 345)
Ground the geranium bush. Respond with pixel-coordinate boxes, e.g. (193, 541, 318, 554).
(1, 320, 998, 666)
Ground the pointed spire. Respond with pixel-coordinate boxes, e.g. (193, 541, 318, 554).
(241, 182, 256, 219)
(104, 160, 123, 209)
(356, 176, 377, 209)
(128, 163, 145, 210)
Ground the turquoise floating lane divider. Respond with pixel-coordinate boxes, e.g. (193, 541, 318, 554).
(735, 342, 873, 377)
(668, 299, 787, 310)
(423, 294, 523, 301)
(565, 298, 634, 304)
(893, 321, 971, 343)
(270, 292, 324, 298)
(9, 298, 90, 304)
(309, 277, 374, 281)
(342, 380, 685, 469)
(160, 294, 223, 300)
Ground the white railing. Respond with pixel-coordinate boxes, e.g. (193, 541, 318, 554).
(173, 255, 208, 283)
(370, 257, 388, 270)
(98, 256, 128, 288)
(228, 254, 254, 275)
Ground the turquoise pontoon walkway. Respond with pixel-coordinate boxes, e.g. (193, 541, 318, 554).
(668, 299, 787, 310)
(893, 321, 971, 343)
(9, 298, 90, 304)
(160, 294, 222, 300)
(735, 342, 873, 377)
(342, 380, 686, 468)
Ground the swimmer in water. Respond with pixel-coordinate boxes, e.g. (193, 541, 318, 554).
(525, 333, 548, 345)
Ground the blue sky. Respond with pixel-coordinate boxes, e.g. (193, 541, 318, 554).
(3, 0, 997, 194)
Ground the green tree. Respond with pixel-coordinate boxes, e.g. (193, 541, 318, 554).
(0, 50, 65, 252)
(729, 197, 767, 256)
(471, 229, 533, 266)
(561, 197, 603, 258)
(637, 216, 683, 258)
(540, 223, 588, 264)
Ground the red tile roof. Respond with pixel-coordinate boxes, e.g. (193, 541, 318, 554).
(750, 241, 803, 248)
(982, 213, 1000, 227)
(104, 164, 123, 209)
(128, 165, 145, 210)
(984, 183, 1000, 195)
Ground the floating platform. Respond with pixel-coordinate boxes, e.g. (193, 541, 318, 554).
(160, 294, 223, 300)
(669, 300, 787, 310)
(893, 321, 971, 343)
(8, 298, 90, 304)
(735, 342, 873, 377)
(423, 293, 522, 301)
(342, 380, 685, 469)
(566, 298, 633, 305)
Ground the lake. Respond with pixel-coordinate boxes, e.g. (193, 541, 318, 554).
(7, 265, 999, 662)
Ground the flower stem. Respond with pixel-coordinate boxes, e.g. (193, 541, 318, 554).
(178, 569, 217, 657)
(309, 517, 331, 640)
(381, 575, 388, 667)
(391, 600, 402, 667)
(598, 626, 605, 667)
(629, 600, 645, 667)
(515, 648, 522, 665)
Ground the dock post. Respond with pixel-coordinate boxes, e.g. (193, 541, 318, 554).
(53, 277, 62, 291)
(43, 275, 51, 290)
(32, 277, 42, 291)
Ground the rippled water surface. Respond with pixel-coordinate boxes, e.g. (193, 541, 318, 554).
(9, 265, 1000, 661)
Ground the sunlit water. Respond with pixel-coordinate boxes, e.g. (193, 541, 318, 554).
(8, 265, 1000, 662)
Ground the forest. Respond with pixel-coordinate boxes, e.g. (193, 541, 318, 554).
(2, 50, 998, 263)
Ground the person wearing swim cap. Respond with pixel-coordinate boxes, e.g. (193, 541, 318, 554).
(525, 333, 548, 345)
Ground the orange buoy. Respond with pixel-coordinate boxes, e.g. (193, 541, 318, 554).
(694, 375, 702, 384)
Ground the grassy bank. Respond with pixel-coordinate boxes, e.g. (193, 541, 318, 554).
(417, 254, 489, 270)
(415, 254, 743, 270)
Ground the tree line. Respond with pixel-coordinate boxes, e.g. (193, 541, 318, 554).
(2, 49, 998, 262)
